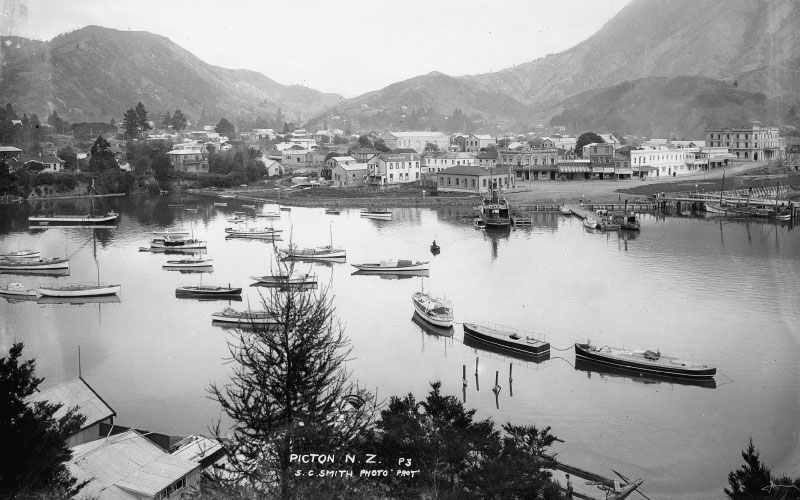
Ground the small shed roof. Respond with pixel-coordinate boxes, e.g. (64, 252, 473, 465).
(26, 377, 115, 429)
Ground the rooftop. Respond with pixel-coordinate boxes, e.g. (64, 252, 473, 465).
(70, 430, 199, 500)
(25, 377, 115, 430)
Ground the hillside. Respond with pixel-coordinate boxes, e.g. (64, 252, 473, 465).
(0, 25, 342, 125)
(464, 0, 800, 108)
(546, 76, 792, 138)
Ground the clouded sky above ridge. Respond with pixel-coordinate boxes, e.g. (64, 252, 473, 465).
(13, 0, 631, 97)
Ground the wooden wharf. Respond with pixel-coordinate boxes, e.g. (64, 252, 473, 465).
(540, 454, 644, 500)
(516, 201, 657, 214)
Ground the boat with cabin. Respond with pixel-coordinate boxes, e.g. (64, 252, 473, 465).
(411, 311, 454, 337)
(463, 323, 550, 357)
(583, 218, 600, 229)
(360, 209, 392, 220)
(411, 291, 453, 328)
(352, 259, 429, 273)
(150, 237, 207, 250)
(574, 341, 716, 380)
(558, 205, 572, 216)
(224, 227, 282, 236)
(0, 282, 38, 297)
(477, 189, 511, 228)
(618, 213, 640, 231)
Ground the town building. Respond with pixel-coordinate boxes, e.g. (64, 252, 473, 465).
(436, 165, 516, 193)
(281, 147, 314, 170)
(25, 377, 115, 448)
(68, 430, 201, 500)
(367, 153, 421, 186)
(332, 162, 368, 188)
(0, 145, 22, 161)
(323, 155, 357, 180)
(556, 158, 591, 180)
(423, 152, 476, 174)
(382, 131, 449, 154)
(351, 147, 379, 163)
(629, 146, 699, 178)
(165, 149, 208, 173)
(705, 121, 784, 161)
(476, 149, 498, 169)
(463, 134, 495, 152)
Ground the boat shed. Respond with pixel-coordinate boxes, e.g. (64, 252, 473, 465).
(25, 377, 116, 447)
(69, 429, 201, 500)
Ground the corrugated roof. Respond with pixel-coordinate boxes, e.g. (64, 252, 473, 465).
(171, 435, 224, 463)
(336, 163, 368, 171)
(379, 153, 418, 162)
(70, 430, 199, 500)
(26, 377, 115, 429)
(387, 131, 447, 138)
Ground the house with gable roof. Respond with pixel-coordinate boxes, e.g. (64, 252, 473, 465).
(367, 152, 420, 186)
(69, 430, 201, 500)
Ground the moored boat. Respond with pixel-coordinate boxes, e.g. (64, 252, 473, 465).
(175, 284, 242, 297)
(463, 322, 550, 357)
(38, 283, 121, 297)
(283, 245, 346, 260)
(558, 205, 572, 216)
(477, 189, 511, 228)
(279, 207, 291, 211)
(249, 272, 317, 285)
(0, 250, 40, 260)
(163, 258, 213, 268)
(411, 311, 454, 337)
(256, 212, 281, 218)
(224, 227, 282, 235)
(352, 259, 429, 273)
(28, 212, 119, 227)
(619, 213, 640, 231)
(242, 204, 256, 209)
(211, 306, 279, 326)
(583, 218, 600, 229)
(0, 282, 38, 297)
(325, 208, 341, 215)
(574, 342, 716, 380)
(150, 237, 207, 250)
(0, 257, 69, 270)
(213, 202, 228, 207)
(360, 209, 392, 220)
(411, 291, 453, 328)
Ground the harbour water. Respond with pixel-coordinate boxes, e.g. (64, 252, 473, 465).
(1, 194, 799, 499)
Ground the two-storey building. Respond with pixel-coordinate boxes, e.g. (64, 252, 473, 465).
(165, 149, 208, 173)
(423, 152, 476, 175)
(436, 165, 516, 193)
(332, 162, 368, 188)
(705, 121, 784, 161)
(366, 153, 421, 186)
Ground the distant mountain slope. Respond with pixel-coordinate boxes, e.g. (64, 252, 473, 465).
(0, 25, 341, 124)
(465, 0, 800, 107)
(320, 71, 533, 128)
(546, 76, 791, 138)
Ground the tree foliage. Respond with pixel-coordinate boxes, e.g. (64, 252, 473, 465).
(725, 438, 800, 500)
(574, 132, 603, 157)
(134, 102, 151, 134)
(363, 382, 562, 499)
(122, 108, 139, 138)
(0, 343, 87, 498)
(89, 135, 118, 172)
(208, 259, 376, 498)
(215, 118, 236, 139)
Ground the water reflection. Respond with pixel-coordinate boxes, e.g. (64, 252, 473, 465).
(574, 359, 717, 389)
(463, 334, 551, 365)
(352, 270, 429, 280)
(37, 295, 122, 306)
(410, 312, 454, 337)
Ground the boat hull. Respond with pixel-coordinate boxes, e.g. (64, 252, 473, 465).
(574, 343, 716, 380)
(38, 284, 121, 297)
(0, 251, 40, 259)
(211, 311, 278, 325)
(463, 323, 549, 357)
(249, 274, 317, 285)
(352, 261, 429, 273)
(284, 248, 346, 260)
(0, 258, 70, 270)
(0, 285, 38, 297)
(150, 240, 207, 250)
(176, 286, 242, 297)
(28, 213, 119, 226)
(360, 211, 392, 220)
(163, 260, 213, 268)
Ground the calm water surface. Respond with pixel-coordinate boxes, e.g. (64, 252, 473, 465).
(1, 194, 799, 499)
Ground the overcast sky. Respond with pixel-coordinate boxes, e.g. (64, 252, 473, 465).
(16, 0, 631, 97)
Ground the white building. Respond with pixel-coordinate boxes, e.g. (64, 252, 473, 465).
(630, 146, 700, 178)
(423, 152, 476, 174)
(382, 131, 449, 153)
(367, 153, 421, 186)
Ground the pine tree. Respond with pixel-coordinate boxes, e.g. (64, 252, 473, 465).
(208, 257, 376, 498)
(122, 108, 139, 138)
(134, 102, 151, 134)
(0, 343, 87, 498)
(725, 438, 772, 499)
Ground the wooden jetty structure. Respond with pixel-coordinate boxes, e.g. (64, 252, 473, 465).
(655, 185, 799, 219)
(540, 454, 644, 500)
